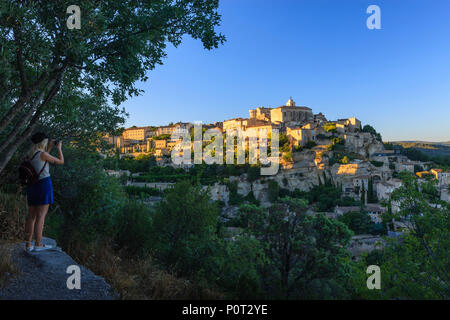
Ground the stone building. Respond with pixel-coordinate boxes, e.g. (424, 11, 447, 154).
(223, 118, 247, 132)
(336, 117, 361, 132)
(249, 106, 271, 122)
(376, 178, 402, 200)
(270, 97, 313, 124)
(395, 161, 415, 173)
(286, 126, 317, 147)
(123, 126, 155, 141)
(154, 139, 168, 149)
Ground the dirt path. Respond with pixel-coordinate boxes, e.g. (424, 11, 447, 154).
(0, 238, 117, 300)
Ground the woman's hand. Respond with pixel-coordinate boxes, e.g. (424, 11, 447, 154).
(57, 141, 63, 150)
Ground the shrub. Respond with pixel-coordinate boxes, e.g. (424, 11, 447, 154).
(268, 180, 280, 202)
(0, 192, 28, 241)
(370, 160, 384, 167)
(323, 123, 337, 133)
(125, 186, 163, 197)
(294, 145, 303, 152)
(49, 146, 128, 245)
(149, 181, 220, 277)
(283, 151, 293, 162)
(341, 156, 350, 164)
(331, 137, 345, 145)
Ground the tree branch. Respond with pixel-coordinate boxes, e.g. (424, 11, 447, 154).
(13, 25, 27, 93)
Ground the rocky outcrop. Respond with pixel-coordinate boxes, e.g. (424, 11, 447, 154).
(344, 132, 385, 157)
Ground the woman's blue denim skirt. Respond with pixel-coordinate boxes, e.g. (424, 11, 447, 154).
(26, 176, 54, 206)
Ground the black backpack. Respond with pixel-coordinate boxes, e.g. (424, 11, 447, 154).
(18, 151, 48, 186)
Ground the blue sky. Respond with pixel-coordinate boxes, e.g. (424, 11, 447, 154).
(121, 0, 450, 142)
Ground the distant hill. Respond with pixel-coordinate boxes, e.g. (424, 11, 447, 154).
(390, 141, 450, 162)
(393, 141, 450, 146)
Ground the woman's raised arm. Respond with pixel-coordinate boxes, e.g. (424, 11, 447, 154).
(41, 141, 64, 165)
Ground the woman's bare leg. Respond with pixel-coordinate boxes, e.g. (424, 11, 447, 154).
(25, 206, 38, 247)
(34, 204, 49, 247)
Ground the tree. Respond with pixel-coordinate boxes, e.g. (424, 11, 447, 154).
(323, 123, 337, 133)
(240, 197, 354, 299)
(149, 180, 220, 276)
(0, 0, 225, 173)
(341, 155, 350, 164)
(268, 180, 280, 202)
(367, 177, 378, 203)
(361, 173, 450, 299)
(48, 146, 128, 245)
(338, 210, 373, 234)
(362, 125, 382, 141)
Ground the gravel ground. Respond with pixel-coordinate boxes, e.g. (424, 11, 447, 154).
(0, 238, 117, 300)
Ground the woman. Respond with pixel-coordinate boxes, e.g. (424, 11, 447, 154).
(24, 132, 64, 252)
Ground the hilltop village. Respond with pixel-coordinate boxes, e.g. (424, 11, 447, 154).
(104, 98, 449, 256)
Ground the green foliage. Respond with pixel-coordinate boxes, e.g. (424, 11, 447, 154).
(404, 147, 450, 167)
(420, 179, 439, 201)
(323, 123, 337, 133)
(362, 125, 382, 141)
(290, 180, 345, 212)
(370, 160, 384, 167)
(0, 0, 225, 171)
(374, 174, 450, 299)
(384, 142, 394, 150)
(239, 198, 354, 299)
(247, 165, 261, 183)
(367, 177, 378, 203)
(268, 180, 280, 202)
(149, 181, 219, 276)
(282, 150, 293, 162)
(338, 210, 373, 234)
(104, 154, 157, 173)
(331, 136, 345, 145)
(279, 133, 289, 149)
(227, 181, 245, 205)
(114, 200, 153, 257)
(213, 235, 266, 299)
(49, 146, 128, 244)
(153, 134, 171, 140)
(125, 185, 163, 198)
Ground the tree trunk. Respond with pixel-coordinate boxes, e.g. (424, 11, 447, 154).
(0, 78, 56, 154)
(0, 109, 42, 174)
(0, 62, 58, 134)
(0, 70, 64, 175)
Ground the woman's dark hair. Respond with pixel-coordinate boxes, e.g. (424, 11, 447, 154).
(31, 132, 48, 144)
